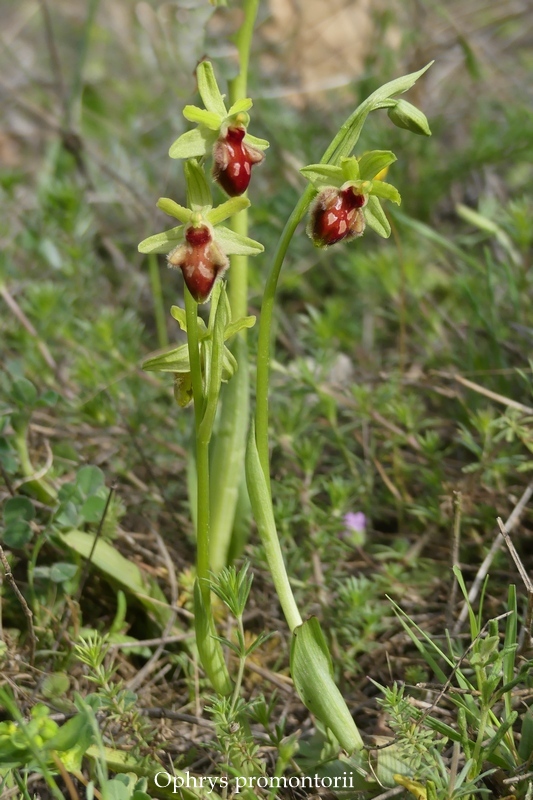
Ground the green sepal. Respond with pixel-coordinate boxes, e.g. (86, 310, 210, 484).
(224, 316, 256, 340)
(197, 61, 227, 117)
(290, 617, 364, 753)
(170, 305, 207, 334)
(368, 180, 401, 205)
(182, 105, 223, 130)
(243, 132, 270, 150)
(142, 344, 191, 373)
(388, 98, 431, 136)
(207, 197, 250, 226)
(185, 159, 212, 210)
(215, 226, 264, 256)
(193, 580, 233, 695)
(138, 226, 184, 254)
(157, 198, 192, 223)
(300, 163, 344, 189)
(339, 156, 360, 182)
(227, 97, 253, 116)
(357, 150, 397, 180)
(364, 195, 391, 238)
(169, 128, 210, 160)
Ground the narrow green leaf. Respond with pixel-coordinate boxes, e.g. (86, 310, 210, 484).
(182, 105, 222, 130)
(168, 128, 210, 159)
(197, 61, 227, 116)
(215, 226, 264, 256)
(142, 344, 191, 373)
(290, 618, 364, 753)
(193, 580, 232, 695)
(357, 150, 397, 181)
(156, 198, 192, 224)
(138, 227, 184, 255)
(364, 196, 391, 238)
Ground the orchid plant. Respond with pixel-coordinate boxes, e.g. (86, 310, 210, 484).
(138, 0, 432, 775)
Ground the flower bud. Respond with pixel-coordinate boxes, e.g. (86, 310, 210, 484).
(167, 224, 229, 303)
(307, 186, 367, 248)
(387, 99, 431, 136)
(213, 126, 264, 196)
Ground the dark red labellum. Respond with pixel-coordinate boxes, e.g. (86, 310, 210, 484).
(308, 186, 367, 248)
(167, 224, 229, 303)
(213, 126, 264, 197)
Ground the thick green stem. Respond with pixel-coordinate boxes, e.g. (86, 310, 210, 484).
(184, 289, 204, 431)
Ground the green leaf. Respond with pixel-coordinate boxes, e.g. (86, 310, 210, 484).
(206, 197, 250, 226)
(42, 673, 70, 699)
(300, 163, 344, 189)
(49, 563, 78, 583)
(143, 343, 191, 373)
(2, 519, 33, 548)
(170, 305, 207, 334)
(197, 61, 227, 117)
(11, 378, 38, 408)
(369, 180, 401, 205)
(290, 617, 364, 753)
(357, 150, 397, 181)
(138, 227, 184, 255)
(185, 159, 212, 210)
(182, 105, 222, 130)
(364, 195, 391, 238)
(222, 347, 238, 381)
(3, 496, 35, 524)
(156, 198, 192, 224)
(227, 97, 253, 116)
(76, 465, 105, 497)
(215, 226, 264, 256)
(79, 495, 108, 524)
(224, 316, 256, 340)
(59, 530, 173, 628)
(168, 128, 210, 160)
(243, 133, 270, 150)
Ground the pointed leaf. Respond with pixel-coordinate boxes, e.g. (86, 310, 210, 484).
(156, 198, 192, 223)
(206, 197, 250, 226)
(300, 163, 344, 189)
(138, 227, 184, 255)
(215, 226, 264, 256)
(169, 128, 210, 159)
(291, 617, 364, 753)
(364, 195, 391, 238)
(243, 132, 270, 150)
(182, 105, 222, 130)
(358, 151, 397, 181)
(369, 180, 401, 205)
(197, 61, 227, 116)
(143, 344, 191, 373)
(185, 160, 212, 210)
(224, 316, 256, 340)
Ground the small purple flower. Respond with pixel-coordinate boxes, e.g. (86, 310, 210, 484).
(344, 512, 366, 533)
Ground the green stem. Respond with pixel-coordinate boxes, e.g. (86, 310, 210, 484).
(13, 425, 57, 505)
(148, 253, 168, 350)
(230, 616, 247, 713)
(184, 288, 204, 431)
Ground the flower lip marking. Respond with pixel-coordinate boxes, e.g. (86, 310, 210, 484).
(168, 223, 229, 303)
(308, 186, 367, 248)
(213, 126, 265, 197)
